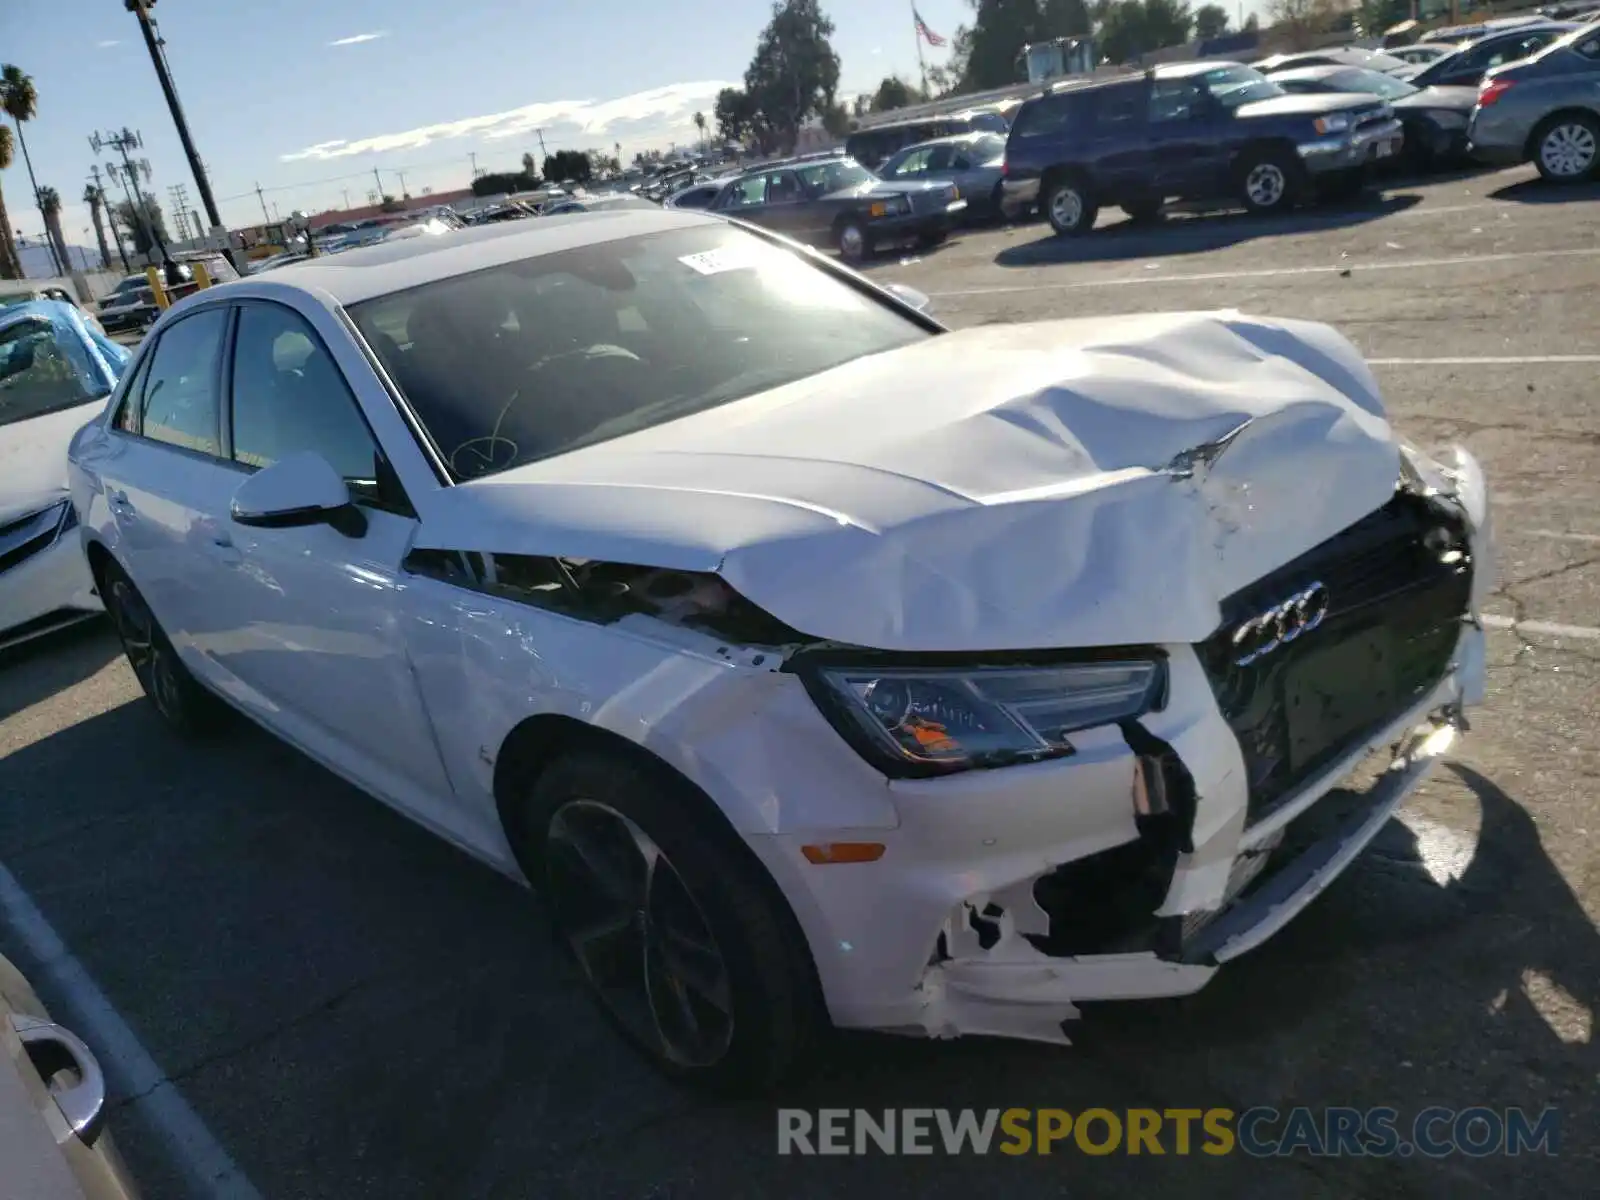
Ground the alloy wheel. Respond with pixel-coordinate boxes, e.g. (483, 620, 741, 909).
(1050, 186, 1084, 230)
(1246, 162, 1287, 209)
(107, 578, 182, 720)
(546, 799, 734, 1068)
(1540, 122, 1596, 179)
(838, 224, 866, 261)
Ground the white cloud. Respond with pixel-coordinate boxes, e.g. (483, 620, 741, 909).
(95, 39, 120, 48)
(328, 31, 388, 46)
(280, 80, 732, 161)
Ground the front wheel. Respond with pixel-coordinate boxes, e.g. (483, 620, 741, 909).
(835, 219, 871, 264)
(1236, 149, 1300, 214)
(520, 751, 823, 1093)
(1533, 112, 1599, 182)
(101, 561, 228, 736)
(1044, 176, 1098, 236)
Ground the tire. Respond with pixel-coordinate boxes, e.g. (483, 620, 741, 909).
(1043, 174, 1098, 236)
(100, 560, 229, 736)
(1235, 148, 1301, 214)
(835, 218, 871, 264)
(1532, 111, 1600, 182)
(1122, 199, 1164, 224)
(516, 750, 822, 1093)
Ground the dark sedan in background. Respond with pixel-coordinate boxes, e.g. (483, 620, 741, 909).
(1268, 65, 1480, 167)
(708, 156, 966, 262)
(875, 131, 1010, 221)
(1470, 23, 1600, 180)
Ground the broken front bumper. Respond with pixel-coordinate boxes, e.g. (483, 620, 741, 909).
(752, 450, 1494, 1044)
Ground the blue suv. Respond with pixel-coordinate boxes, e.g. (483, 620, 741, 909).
(1002, 61, 1404, 235)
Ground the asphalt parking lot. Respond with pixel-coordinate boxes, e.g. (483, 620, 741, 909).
(3, 162, 1597, 1199)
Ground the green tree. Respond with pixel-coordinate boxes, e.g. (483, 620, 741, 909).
(693, 110, 708, 148)
(543, 149, 593, 182)
(36, 184, 68, 274)
(1243, 10, 1259, 29)
(821, 102, 851, 138)
(1266, 0, 1336, 48)
(1193, 1, 1229, 37)
(112, 193, 168, 257)
(0, 126, 19, 279)
(870, 75, 923, 112)
(84, 183, 115, 271)
(0, 64, 60, 275)
(471, 170, 540, 197)
(1355, 0, 1407, 37)
(1096, 0, 1193, 64)
(714, 86, 755, 143)
(959, 0, 1050, 90)
(742, 0, 841, 153)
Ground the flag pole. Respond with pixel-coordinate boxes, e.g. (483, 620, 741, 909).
(911, 1, 929, 96)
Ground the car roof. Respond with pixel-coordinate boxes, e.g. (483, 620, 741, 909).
(1268, 63, 1367, 81)
(244, 208, 722, 305)
(1153, 59, 1243, 78)
(887, 131, 1001, 154)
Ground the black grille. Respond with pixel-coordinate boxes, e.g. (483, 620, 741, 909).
(1196, 491, 1473, 824)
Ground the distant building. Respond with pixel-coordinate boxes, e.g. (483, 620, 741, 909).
(304, 188, 475, 231)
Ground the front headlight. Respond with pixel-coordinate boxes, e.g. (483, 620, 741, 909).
(807, 659, 1167, 776)
(1314, 113, 1353, 135)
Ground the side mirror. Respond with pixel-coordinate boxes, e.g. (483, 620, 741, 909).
(230, 451, 367, 537)
(883, 282, 933, 314)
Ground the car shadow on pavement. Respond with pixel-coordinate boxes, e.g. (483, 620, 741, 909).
(0, 701, 1591, 1198)
(1488, 176, 1600, 204)
(0, 620, 117, 723)
(993, 193, 1424, 268)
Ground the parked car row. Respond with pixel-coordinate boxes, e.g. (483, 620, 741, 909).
(1007, 30, 1600, 239)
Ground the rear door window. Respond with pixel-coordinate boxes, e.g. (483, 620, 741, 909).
(136, 306, 229, 457)
(1012, 93, 1083, 138)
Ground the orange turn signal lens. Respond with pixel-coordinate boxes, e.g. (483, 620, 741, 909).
(801, 842, 886, 865)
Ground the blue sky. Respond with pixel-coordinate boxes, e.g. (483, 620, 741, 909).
(5, 0, 1261, 255)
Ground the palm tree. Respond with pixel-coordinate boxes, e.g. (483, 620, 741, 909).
(0, 127, 20, 279)
(37, 185, 69, 274)
(83, 182, 115, 270)
(0, 64, 61, 276)
(693, 110, 707, 150)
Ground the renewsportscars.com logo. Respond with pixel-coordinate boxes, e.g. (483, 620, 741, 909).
(777, 1107, 1561, 1158)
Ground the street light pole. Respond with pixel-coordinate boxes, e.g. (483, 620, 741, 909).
(124, 0, 232, 260)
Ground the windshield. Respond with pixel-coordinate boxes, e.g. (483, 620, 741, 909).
(796, 159, 875, 194)
(1198, 65, 1285, 106)
(0, 316, 114, 428)
(349, 225, 929, 480)
(1326, 68, 1419, 98)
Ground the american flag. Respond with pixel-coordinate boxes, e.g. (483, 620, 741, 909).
(913, 8, 947, 47)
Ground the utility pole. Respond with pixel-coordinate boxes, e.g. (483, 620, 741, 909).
(168, 182, 191, 242)
(90, 166, 128, 271)
(469, 152, 479, 178)
(372, 167, 385, 199)
(536, 129, 548, 159)
(125, 0, 232, 262)
(255, 182, 271, 225)
(91, 129, 169, 272)
(341, 188, 351, 211)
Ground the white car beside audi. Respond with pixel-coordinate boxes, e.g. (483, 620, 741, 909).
(68, 210, 1493, 1090)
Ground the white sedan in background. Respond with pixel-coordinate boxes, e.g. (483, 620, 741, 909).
(0, 302, 129, 649)
(69, 211, 1493, 1091)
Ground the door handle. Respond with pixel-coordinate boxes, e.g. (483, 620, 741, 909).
(209, 531, 242, 565)
(107, 489, 132, 511)
(11, 1014, 108, 1145)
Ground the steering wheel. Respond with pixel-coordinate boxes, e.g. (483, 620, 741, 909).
(449, 436, 520, 478)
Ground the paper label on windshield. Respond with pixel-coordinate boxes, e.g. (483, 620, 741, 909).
(678, 246, 762, 276)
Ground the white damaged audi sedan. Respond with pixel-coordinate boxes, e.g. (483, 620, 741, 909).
(68, 210, 1494, 1090)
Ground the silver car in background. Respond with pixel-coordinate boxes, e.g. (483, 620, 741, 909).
(875, 131, 1010, 221)
(1468, 23, 1600, 180)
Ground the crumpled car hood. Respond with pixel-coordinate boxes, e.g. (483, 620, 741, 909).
(414, 311, 1403, 652)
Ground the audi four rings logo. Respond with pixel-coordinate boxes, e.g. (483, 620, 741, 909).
(1230, 583, 1332, 665)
